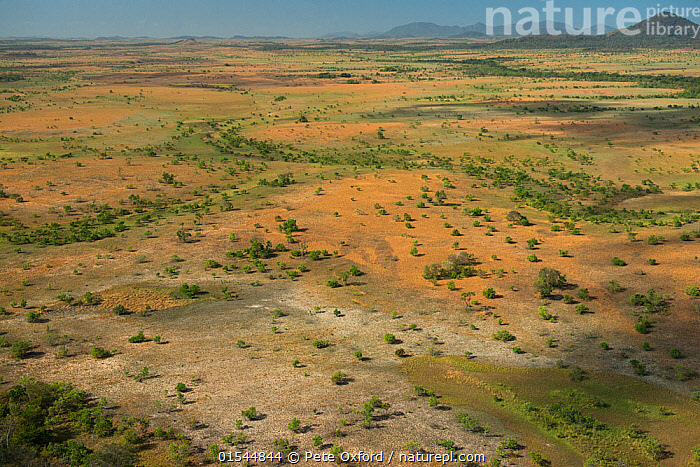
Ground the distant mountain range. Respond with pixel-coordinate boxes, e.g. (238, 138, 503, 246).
(489, 13, 700, 49)
(610, 12, 699, 37)
(324, 20, 617, 39)
(3, 13, 696, 44)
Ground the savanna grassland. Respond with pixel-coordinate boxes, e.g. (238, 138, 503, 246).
(1, 38, 700, 467)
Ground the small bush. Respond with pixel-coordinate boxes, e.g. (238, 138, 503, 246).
(692, 445, 700, 462)
(287, 417, 301, 432)
(577, 288, 590, 301)
(10, 340, 32, 359)
(569, 366, 585, 382)
(668, 365, 696, 381)
(128, 331, 146, 343)
(241, 406, 257, 420)
(492, 330, 515, 342)
(331, 371, 347, 385)
(482, 287, 496, 299)
(91, 347, 111, 359)
(204, 259, 221, 269)
(635, 319, 651, 334)
(26, 310, 40, 323)
(455, 411, 488, 433)
(611, 257, 626, 266)
(179, 283, 200, 298)
(384, 333, 397, 344)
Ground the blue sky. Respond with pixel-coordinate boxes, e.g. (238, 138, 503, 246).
(0, 0, 691, 38)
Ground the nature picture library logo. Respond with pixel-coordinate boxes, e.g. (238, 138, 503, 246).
(485, 1, 700, 38)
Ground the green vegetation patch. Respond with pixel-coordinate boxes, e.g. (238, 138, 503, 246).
(403, 356, 700, 466)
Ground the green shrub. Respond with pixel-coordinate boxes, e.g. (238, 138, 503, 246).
(287, 417, 301, 432)
(535, 268, 566, 298)
(529, 451, 548, 466)
(577, 288, 590, 301)
(128, 331, 146, 343)
(10, 340, 32, 359)
(492, 330, 515, 342)
(26, 310, 40, 323)
(692, 445, 700, 462)
(482, 287, 496, 299)
(384, 333, 397, 344)
(455, 411, 488, 433)
(179, 283, 200, 298)
(635, 319, 651, 334)
(611, 257, 626, 266)
(313, 340, 330, 349)
(331, 371, 347, 385)
(112, 304, 128, 315)
(668, 365, 696, 381)
(279, 218, 299, 234)
(569, 366, 585, 382)
(91, 347, 111, 359)
(241, 406, 257, 420)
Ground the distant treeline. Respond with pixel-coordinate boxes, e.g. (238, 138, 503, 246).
(424, 58, 700, 98)
(0, 72, 23, 82)
(484, 33, 700, 51)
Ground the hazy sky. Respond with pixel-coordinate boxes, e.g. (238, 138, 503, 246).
(0, 0, 689, 38)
